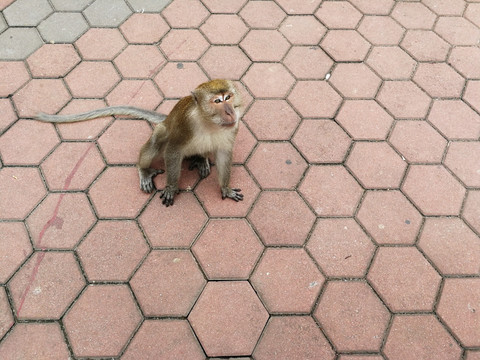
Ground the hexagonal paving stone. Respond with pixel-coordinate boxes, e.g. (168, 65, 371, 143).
(65, 61, 120, 98)
(464, 80, 480, 113)
(242, 63, 294, 98)
(0, 99, 16, 132)
(418, 218, 480, 276)
(389, 121, 447, 163)
(27, 193, 95, 249)
(428, 99, 480, 140)
(88, 167, 151, 218)
(464, 190, 480, 234)
(0, 323, 70, 359)
(37, 12, 88, 43)
(3, 0, 52, 26)
(159, 29, 209, 61)
(445, 141, 480, 187)
(402, 165, 465, 216)
(13, 79, 71, 118)
(122, 320, 205, 360)
(0, 222, 32, 283)
(275, 0, 322, 14)
(64, 284, 142, 358)
(283, 46, 333, 80)
(466, 3, 480, 27)
(315, 1, 362, 29)
(367, 47, 416, 80)
(188, 281, 268, 357)
(0, 287, 13, 338)
(240, 1, 285, 28)
(307, 219, 375, 278)
(384, 315, 462, 360)
(424, 0, 465, 15)
(247, 142, 307, 190)
(350, 0, 395, 14)
(131, 250, 205, 316)
(27, 44, 80, 78)
(0, 167, 46, 220)
(293, 119, 351, 163)
(330, 63, 382, 98)
(114, 45, 165, 78)
(315, 281, 390, 352)
(437, 278, 480, 347)
(413, 63, 465, 98)
(0, 120, 59, 165)
(199, 46, 251, 80)
(106, 79, 163, 109)
(449, 46, 480, 79)
(377, 81, 431, 119)
(240, 30, 290, 62)
(41, 142, 104, 191)
(435, 16, 480, 45)
(125, 0, 171, 11)
(155, 62, 208, 98)
(83, 0, 132, 27)
(200, 14, 248, 44)
(192, 219, 263, 280)
(243, 100, 300, 140)
(358, 16, 404, 45)
(279, 15, 326, 45)
(77, 220, 149, 282)
(356, 190, 422, 245)
(299, 165, 363, 216)
(201, 0, 247, 13)
(367, 247, 441, 312)
(162, 0, 208, 27)
(0, 28, 43, 60)
(391, 2, 436, 29)
(288, 81, 342, 118)
(253, 316, 335, 360)
(75, 28, 127, 60)
(120, 13, 169, 44)
(9, 252, 85, 319)
(0, 61, 29, 96)
(401, 30, 450, 62)
(233, 121, 256, 164)
(251, 248, 324, 313)
(320, 30, 371, 62)
(248, 191, 315, 246)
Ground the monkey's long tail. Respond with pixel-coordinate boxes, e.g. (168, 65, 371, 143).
(36, 106, 167, 124)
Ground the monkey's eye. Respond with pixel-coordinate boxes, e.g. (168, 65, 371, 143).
(225, 94, 231, 101)
(214, 98, 222, 104)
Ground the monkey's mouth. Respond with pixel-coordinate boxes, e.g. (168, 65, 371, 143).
(221, 114, 237, 127)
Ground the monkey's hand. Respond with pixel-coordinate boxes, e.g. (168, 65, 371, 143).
(159, 186, 179, 207)
(221, 187, 243, 202)
(188, 156, 211, 179)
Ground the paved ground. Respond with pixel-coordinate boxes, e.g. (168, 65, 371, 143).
(0, 0, 480, 359)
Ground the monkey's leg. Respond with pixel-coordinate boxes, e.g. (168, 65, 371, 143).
(187, 155, 211, 179)
(137, 125, 167, 193)
(216, 149, 243, 202)
(159, 147, 182, 207)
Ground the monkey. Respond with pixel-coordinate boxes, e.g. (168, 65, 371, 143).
(36, 79, 244, 207)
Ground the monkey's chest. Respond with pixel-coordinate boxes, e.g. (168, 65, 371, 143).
(183, 130, 235, 156)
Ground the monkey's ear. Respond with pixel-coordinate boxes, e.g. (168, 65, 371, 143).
(191, 91, 200, 104)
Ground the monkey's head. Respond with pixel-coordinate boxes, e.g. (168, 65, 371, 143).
(192, 79, 242, 128)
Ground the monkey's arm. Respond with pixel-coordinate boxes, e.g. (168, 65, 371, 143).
(36, 106, 167, 124)
(159, 146, 183, 206)
(216, 149, 243, 202)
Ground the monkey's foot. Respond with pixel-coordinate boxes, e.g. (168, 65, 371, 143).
(221, 187, 243, 202)
(188, 155, 211, 179)
(139, 168, 164, 193)
(159, 186, 179, 207)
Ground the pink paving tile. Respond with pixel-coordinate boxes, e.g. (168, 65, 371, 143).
(242, 63, 294, 98)
(243, 100, 300, 140)
(9, 252, 85, 319)
(251, 248, 324, 313)
(106, 80, 163, 110)
(247, 142, 307, 189)
(292, 119, 351, 163)
(0, 120, 59, 165)
(307, 218, 375, 277)
(315, 281, 390, 352)
(336, 100, 394, 140)
(320, 30, 371, 62)
(41, 142, 105, 191)
(413, 63, 465, 98)
(449, 46, 480, 79)
(26, 193, 95, 249)
(155, 62, 208, 98)
(402, 165, 466, 216)
(199, 46, 251, 80)
(428, 99, 480, 140)
(367, 247, 441, 312)
(346, 142, 407, 189)
(77, 220, 148, 282)
(0, 61, 29, 97)
(233, 121, 256, 163)
(349, 0, 394, 14)
(63, 284, 142, 358)
(0, 288, 13, 338)
(0, 0, 13, 9)
(435, 16, 480, 45)
(283, 46, 333, 79)
(239, 1, 285, 28)
(192, 219, 263, 279)
(419, 218, 480, 276)
(122, 320, 205, 360)
(201, 0, 247, 13)
(358, 16, 404, 45)
(445, 141, 480, 187)
(200, 15, 248, 44)
(120, 13, 169, 44)
(65, 61, 120, 98)
(466, 3, 480, 27)
(330, 63, 381, 98)
(253, 316, 334, 360)
(0, 323, 70, 359)
(0, 222, 32, 283)
(377, 81, 431, 119)
(248, 190, 315, 246)
(464, 80, 480, 113)
(366, 46, 416, 80)
(424, 0, 465, 15)
(13, 79, 71, 118)
(75, 28, 126, 60)
(391, 2, 436, 29)
(356, 190, 422, 245)
(139, 192, 207, 247)
(299, 165, 363, 216)
(162, 0, 209, 28)
(0, 98, 16, 132)
(467, 351, 480, 360)
(188, 281, 268, 357)
(275, 0, 322, 14)
(288, 81, 342, 118)
(389, 120, 447, 163)
(159, 29, 209, 61)
(384, 315, 462, 360)
(401, 30, 450, 62)
(464, 190, 480, 234)
(130, 250, 205, 316)
(114, 45, 165, 78)
(338, 356, 383, 360)
(88, 167, 151, 218)
(27, 44, 80, 78)
(315, 1, 362, 29)
(437, 278, 480, 347)
(0, 167, 46, 220)
(279, 15, 326, 45)
(240, 30, 290, 62)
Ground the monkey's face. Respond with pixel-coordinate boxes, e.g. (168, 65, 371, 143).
(210, 92, 238, 127)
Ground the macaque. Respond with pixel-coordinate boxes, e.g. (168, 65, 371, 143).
(36, 79, 243, 206)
